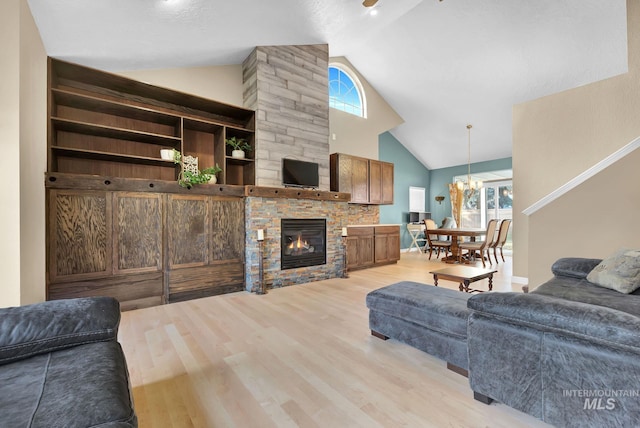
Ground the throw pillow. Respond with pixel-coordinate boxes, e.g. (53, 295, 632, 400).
(586, 249, 640, 294)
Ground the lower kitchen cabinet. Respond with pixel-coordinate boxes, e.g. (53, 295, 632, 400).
(346, 225, 400, 271)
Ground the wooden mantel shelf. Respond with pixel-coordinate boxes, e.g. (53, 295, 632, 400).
(244, 185, 351, 202)
(45, 172, 246, 196)
(45, 174, 351, 201)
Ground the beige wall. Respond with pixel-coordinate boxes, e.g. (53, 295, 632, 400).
(0, 0, 22, 307)
(19, 0, 47, 304)
(118, 64, 244, 107)
(0, 0, 46, 307)
(527, 148, 640, 286)
(328, 57, 404, 160)
(513, 0, 640, 286)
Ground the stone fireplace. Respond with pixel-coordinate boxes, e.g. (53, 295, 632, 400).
(281, 218, 326, 270)
(241, 44, 350, 291)
(244, 193, 348, 292)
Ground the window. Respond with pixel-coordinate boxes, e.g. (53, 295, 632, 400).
(328, 65, 366, 117)
(459, 180, 513, 252)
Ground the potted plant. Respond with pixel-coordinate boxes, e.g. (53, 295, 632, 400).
(202, 164, 223, 184)
(225, 136, 252, 159)
(177, 164, 222, 187)
(172, 150, 222, 187)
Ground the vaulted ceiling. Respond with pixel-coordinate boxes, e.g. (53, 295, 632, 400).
(28, 0, 628, 169)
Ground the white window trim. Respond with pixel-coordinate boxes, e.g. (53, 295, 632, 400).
(328, 63, 367, 119)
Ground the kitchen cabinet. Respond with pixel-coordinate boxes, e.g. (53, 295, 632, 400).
(346, 225, 400, 271)
(330, 153, 394, 204)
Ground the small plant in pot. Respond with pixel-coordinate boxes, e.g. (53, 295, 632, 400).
(172, 150, 222, 187)
(201, 164, 222, 184)
(225, 136, 252, 159)
(178, 164, 222, 187)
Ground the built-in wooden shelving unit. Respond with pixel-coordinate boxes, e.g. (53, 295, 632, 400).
(48, 57, 255, 185)
(46, 58, 254, 309)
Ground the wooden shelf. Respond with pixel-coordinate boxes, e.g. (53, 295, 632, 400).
(52, 146, 180, 167)
(226, 156, 255, 165)
(51, 88, 181, 128)
(244, 186, 350, 202)
(183, 117, 224, 133)
(52, 117, 182, 146)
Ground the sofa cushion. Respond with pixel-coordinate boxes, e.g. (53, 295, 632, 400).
(533, 277, 640, 317)
(551, 257, 602, 280)
(0, 297, 120, 365)
(366, 281, 471, 338)
(0, 341, 136, 427)
(586, 248, 640, 294)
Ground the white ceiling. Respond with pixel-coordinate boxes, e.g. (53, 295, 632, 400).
(28, 0, 628, 169)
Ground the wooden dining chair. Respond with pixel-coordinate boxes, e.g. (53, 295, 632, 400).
(486, 219, 502, 264)
(458, 219, 499, 267)
(491, 219, 512, 263)
(423, 219, 451, 260)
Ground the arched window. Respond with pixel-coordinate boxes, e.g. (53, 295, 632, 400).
(328, 65, 366, 118)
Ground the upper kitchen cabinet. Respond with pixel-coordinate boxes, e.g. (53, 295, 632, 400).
(330, 153, 394, 205)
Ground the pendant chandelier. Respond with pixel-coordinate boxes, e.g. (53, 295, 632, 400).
(455, 124, 482, 198)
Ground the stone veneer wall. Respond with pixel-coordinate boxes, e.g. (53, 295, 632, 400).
(242, 45, 330, 190)
(245, 197, 348, 292)
(347, 204, 380, 225)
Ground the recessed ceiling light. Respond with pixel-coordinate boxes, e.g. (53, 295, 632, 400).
(369, 8, 379, 16)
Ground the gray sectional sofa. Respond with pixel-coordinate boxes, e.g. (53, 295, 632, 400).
(367, 257, 640, 428)
(0, 297, 137, 427)
(468, 257, 640, 427)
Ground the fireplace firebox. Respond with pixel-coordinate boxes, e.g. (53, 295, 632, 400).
(281, 219, 326, 270)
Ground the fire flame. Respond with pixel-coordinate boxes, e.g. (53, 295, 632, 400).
(288, 235, 307, 249)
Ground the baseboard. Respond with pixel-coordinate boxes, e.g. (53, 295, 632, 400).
(511, 276, 528, 285)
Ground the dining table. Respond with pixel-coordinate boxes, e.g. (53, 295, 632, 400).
(428, 227, 488, 263)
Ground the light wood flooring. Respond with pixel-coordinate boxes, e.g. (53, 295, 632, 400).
(119, 252, 549, 427)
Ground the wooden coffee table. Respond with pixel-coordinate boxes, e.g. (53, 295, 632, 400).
(429, 265, 498, 292)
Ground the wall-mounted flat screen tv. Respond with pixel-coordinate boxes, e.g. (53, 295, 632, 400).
(282, 159, 319, 189)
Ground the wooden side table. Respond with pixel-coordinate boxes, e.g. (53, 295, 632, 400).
(429, 266, 498, 292)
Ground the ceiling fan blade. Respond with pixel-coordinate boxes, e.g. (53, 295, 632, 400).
(362, 0, 378, 7)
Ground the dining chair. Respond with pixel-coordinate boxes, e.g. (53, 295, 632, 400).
(491, 219, 512, 263)
(458, 219, 499, 267)
(486, 219, 502, 264)
(423, 219, 451, 260)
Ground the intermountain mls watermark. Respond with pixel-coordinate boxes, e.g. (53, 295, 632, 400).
(563, 389, 640, 410)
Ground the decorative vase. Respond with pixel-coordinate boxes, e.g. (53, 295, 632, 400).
(208, 175, 217, 184)
(231, 150, 245, 159)
(160, 148, 174, 161)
